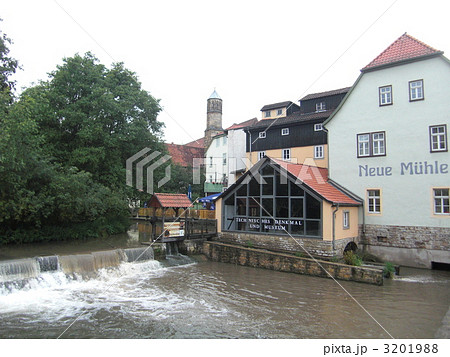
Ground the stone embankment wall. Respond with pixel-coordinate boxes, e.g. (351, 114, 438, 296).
(361, 224, 450, 268)
(217, 232, 359, 257)
(203, 241, 383, 285)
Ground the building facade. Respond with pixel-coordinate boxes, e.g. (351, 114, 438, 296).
(325, 34, 450, 268)
(215, 156, 362, 256)
(204, 118, 258, 196)
(246, 88, 349, 167)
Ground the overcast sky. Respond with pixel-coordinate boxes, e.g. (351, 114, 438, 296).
(1, 0, 449, 145)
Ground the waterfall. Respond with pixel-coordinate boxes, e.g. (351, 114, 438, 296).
(165, 242, 179, 256)
(36, 256, 59, 272)
(0, 259, 40, 283)
(92, 250, 123, 270)
(123, 247, 154, 262)
(0, 246, 156, 285)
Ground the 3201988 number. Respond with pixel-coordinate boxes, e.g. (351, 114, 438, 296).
(383, 344, 438, 354)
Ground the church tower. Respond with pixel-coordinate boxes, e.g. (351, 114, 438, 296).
(204, 89, 223, 148)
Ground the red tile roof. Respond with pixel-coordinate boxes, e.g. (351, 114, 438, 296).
(272, 158, 361, 205)
(226, 118, 258, 130)
(362, 33, 443, 72)
(149, 193, 192, 208)
(165, 143, 204, 167)
(184, 137, 205, 148)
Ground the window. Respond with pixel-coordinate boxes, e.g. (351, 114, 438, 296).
(343, 211, 350, 229)
(430, 125, 447, 152)
(281, 128, 289, 136)
(258, 151, 266, 160)
(277, 109, 283, 116)
(316, 102, 326, 112)
(223, 136, 227, 145)
(259, 131, 266, 139)
(409, 80, 424, 101)
(367, 189, 381, 214)
(222, 163, 321, 236)
(282, 149, 291, 161)
(314, 123, 323, 131)
(357, 132, 386, 157)
(264, 110, 271, 118)
(379, 85, 392, 106)
(314, 145, 324, 159)
(433, 188, 449, 214)
(223, 153, 227, 165)
(209, 157, 213, 167)
(215, 139, 219, 147)
(209, 175, 213, 182)
(372, 132, 385, 156)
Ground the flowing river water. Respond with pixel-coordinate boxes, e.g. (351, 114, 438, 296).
(0, 222, 449, 339)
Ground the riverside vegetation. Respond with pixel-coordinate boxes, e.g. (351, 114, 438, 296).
(0, 22, 204, 245)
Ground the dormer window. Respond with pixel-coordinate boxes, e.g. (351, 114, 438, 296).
(264, 110, 271, 118)
(277, 109, 283, 116)
(281, 128, 289, 136)
(316, 102, 326, 112)
(314, 123, 323, 131)
(259, 131, 266, 139)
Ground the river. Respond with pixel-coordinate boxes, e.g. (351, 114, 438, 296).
(0, 223, 448, 339)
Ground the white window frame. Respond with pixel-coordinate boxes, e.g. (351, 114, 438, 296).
(379, 85, 392, 106)
(343, 211, 350, 229)
(357, 132, 386, 157)
(367, 189, 381, 214)
(433, 188, 449, 215)
(314, 123, 323, 131)
(209, 157, 213, 168)
(314, 145, 324, 159)
(257, 151, 266, 160)
(277, 109, 283, 116)
(282, 148, 291, 161)
(430, 125, 447, 152)
(315, 102, 326, 112)
(357, 134, 370, 157)
(222, 153, 227, 165)
(409, 79, 424, 101)
(264, 110, 271, 118)
(372, 132, 385, 156)
(281, 128, 289, 136)
(259, 131, 266, 139)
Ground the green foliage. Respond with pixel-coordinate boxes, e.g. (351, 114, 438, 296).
(383, 262, 395, 279)
(0, 36, 165, 244)
(295, 252, 304, 258)
(245, 241, 254, 248)
(343, 251, 363, 266)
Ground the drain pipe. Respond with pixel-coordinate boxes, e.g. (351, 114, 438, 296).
(332, 203, 340, 251)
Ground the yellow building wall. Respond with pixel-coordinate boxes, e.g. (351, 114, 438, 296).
(261, 108, 287, 120)
(248, 145, 328, 168)
(215, 197, 223, 233)
(322, 202, 359, 241)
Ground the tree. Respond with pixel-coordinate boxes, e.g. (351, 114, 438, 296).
(25, 53, 164, 189)
(0, 20, 19, 110)
(0, 50, 165, 244)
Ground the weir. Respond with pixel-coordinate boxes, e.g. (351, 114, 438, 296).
(0, 247, 155, 284)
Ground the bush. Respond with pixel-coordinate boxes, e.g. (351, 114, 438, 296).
(383, 262, 395, 279)
(343, 251, 363, 266)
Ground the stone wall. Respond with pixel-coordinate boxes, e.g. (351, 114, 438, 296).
(203, 241, 383, 285)
(360, 224, 450, 268)
(217, 232, 359, 257)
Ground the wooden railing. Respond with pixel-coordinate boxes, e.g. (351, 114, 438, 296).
(137, 208, 215, 219)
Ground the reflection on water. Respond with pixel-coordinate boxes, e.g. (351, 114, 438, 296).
(0, 222, 147, 261)
(0, 257, 448, 339)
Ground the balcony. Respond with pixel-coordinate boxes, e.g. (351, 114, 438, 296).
(204, 182, 225, 194)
